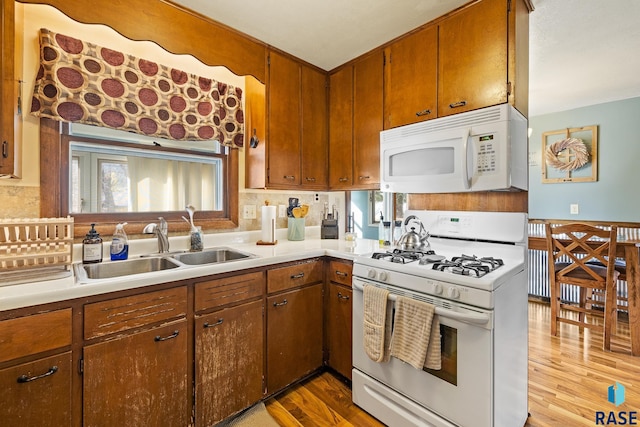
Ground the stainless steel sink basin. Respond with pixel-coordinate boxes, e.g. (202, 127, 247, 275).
(76, 256, 181, 281)
(170, 247, 256, 265)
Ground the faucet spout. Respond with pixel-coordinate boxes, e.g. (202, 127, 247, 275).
(143, 217, 170, 253)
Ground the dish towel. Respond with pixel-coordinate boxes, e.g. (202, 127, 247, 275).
(390, 296, 442, 370)
(363, 284, 393, 363)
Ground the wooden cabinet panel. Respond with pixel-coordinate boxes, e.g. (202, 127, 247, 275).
(83, 320, 189, 427)
(268, 51, 301, 187)
(353, 51, 383, 189)
(326, 283, 352, 380)
(195, 300, 264, 425)
(267, 259, 323, 294)
(0, 308, 72, 363)
(438, 0, 509, 116)
(328, 66, 353, 189)
(267, 284, 323, 393)
(0, 352, 72, 427)
(301, 64, 328, 189)
(195, 271, 264, 312)
(327, 259, 352, 287)
(84, 287, 187, 339)
(0, 0, 20, 178)
(384, 25, 438, 128)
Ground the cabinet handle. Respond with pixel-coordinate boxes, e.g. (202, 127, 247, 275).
(338, 177, 349, 182)
(337, 292, 350, 301)
(283, 175, 295, 180)
(273, 299, 288, 307)
(305, 177, 316, 182)
(415, 109, 431, 117)
(2, 141, 7, 158)
(358, 176, 370, 180)
(449, 101, 467, 109)
(203, 319, 223, 328)
(336, 271, 349, 277)
(154, 330, 180, 342)
(290, 272, 305, 279)
(17, 366, 58, 383)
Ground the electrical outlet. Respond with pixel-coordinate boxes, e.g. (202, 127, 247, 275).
(278, 205, 287, 218)
(570, 204, 579, 215)
(243, 205, 256, 219)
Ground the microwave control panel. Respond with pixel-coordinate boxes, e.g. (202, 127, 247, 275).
(476, 134, 497, 174)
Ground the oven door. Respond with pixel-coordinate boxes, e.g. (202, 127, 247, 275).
(352, 278, 493, 427)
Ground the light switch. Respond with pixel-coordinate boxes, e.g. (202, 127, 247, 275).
(570, 204, 579, 215)
(278, 205, 287, 218)
(243, 205, 256, 219)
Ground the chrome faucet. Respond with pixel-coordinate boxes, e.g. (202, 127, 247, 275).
(143, 217, 170, 253)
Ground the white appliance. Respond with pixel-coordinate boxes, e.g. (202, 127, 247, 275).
(380, 104, 528, 194)
(352, 210, 528, 427)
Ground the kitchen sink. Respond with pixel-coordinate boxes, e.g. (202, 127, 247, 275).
(76, 256, 181, 281)
(170, 247, 256, 266)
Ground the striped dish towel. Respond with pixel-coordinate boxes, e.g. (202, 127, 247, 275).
(390, 296, 442, 370)
(363, 284, 393, 363)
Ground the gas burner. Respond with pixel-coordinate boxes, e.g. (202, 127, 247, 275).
(371, 249, 437, 264)
(433, 254, 504, 278)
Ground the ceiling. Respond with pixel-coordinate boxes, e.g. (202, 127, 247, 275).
(173, 0, 640, 116)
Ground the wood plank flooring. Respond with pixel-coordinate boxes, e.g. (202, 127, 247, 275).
(265, 301, 639, 426)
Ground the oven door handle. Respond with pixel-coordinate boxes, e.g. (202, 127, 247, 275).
(353, 282, 490, 325)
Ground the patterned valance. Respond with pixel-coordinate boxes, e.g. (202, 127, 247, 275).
(31, 28, 244, 145)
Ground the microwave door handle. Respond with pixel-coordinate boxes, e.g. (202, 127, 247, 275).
(462, 128, 472, 189)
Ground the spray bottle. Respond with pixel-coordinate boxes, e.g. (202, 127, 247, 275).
(110, 222, 129, 261)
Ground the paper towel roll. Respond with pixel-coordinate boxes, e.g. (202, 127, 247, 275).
(261, 205, 277, 243)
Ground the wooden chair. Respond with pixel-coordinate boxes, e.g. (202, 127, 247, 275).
(546, 223, 619, 350)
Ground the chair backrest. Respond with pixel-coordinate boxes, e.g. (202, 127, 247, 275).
(545, 223, 618, 286)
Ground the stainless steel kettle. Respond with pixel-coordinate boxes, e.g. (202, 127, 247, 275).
(397, 215, 431, 251)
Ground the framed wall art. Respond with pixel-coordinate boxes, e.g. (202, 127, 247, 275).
(541, 125, 598, 183)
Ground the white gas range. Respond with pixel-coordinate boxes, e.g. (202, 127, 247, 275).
(352, 210, 529, 427)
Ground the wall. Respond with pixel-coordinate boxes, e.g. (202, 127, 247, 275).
(528, 96, 640, 222)
(350, 190, 378, 239)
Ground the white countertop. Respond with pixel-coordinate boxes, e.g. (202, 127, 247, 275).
(0, 227, 380, 312)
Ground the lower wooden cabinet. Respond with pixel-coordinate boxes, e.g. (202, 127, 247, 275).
(83, 320, 189, 427)
(326, 282, 353, 379)
(267, 283, 323, 393)
(195, 299, 264, 426)
(0, 352, 72, 427)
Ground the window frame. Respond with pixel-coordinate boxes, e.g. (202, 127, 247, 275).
(40, 118, 239, 238)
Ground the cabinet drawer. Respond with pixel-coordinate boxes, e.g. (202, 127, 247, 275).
(267, 259, 323, 294)
(84, 287, 187, 340)
(195, 272, 264, 312)
(328, 260, 352, 286)
(0, 309, 72, 363)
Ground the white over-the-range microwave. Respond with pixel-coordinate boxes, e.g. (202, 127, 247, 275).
(380, 104, 528, 194)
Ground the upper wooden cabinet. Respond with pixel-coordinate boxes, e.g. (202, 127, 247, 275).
(384, 25, 438, 129)
(329, 50, 384, 190)
(301, 64, 329, 189)
(0, 0, 20, 178)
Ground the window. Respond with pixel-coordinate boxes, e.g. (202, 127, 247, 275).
(369, 191, 407, 224)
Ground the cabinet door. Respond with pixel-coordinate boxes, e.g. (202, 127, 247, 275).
(385, 25, 438, 128)
(0, 352, 72, 427)
(301, 64, 328, 189)
(326, 283, 353, 380)
(83, 321, 189, 427)
(0, 0, 19, 178)
(268, 50, 301, 187)
(353, 51, 383, 189)
(328, 66, 353, 189)
(438, 0, 508, 116)
(267, 284, 323, 392)
(195, 300, 264, 426)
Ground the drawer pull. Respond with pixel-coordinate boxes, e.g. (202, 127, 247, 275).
(290, 272, 305, 279)
(154, 330, 180, 342)
(2, 141, 7, 158)
(305, 177, 316, 182)
(203, 319, 223, 328)
(273, 299, 288, 307)
(335, 271, 349, 277)
(449, 100, 467, 109)
(17, 366, 58, 383)
(415, 109, 431, 117)
(338, 177, 349, 182)
(358, 175, 370, 180)
(284, 175, 295, 180)
(337, 292, 350, 301)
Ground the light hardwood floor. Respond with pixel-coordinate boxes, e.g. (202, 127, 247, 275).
(266, 301, 639, 426)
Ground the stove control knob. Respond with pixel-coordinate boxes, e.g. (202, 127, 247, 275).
(433, 283, 443, 295)
(367, 269, 377, 279)
(448, 288, 461, 299)
(378, 271, 388, 282)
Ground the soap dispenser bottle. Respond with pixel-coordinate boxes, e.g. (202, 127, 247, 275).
(83, 223, 103, 264)
(110, 222, 129, 261)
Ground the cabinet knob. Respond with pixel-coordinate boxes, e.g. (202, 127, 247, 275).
(17, 366, 58, 383)
(415, 109, 431, 117)
(449, 101, 467, 109)
(283, 175, 295, 180)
